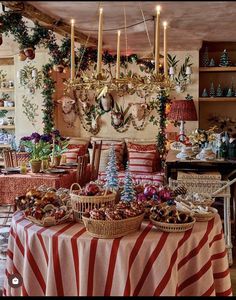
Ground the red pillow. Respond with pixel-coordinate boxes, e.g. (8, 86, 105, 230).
(128, 150, 156, 174)
(64, 144, 87, 163)
(127, 142, 161, 171)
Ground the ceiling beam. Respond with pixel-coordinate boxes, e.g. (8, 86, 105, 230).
(0, 1, 98, 46)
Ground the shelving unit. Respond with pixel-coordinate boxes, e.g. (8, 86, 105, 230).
(0, 56, 16, 168)
(199, 41, 236, 132)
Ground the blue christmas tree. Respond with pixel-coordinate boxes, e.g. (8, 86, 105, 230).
(105, 144, 119, 191)
(121, 162, 135, 202)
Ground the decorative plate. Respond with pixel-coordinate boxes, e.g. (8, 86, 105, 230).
(46, 168, 67, 174)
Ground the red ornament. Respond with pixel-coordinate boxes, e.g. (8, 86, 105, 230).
(84, 182, 100, 196)
(143, 185, 159, 197)
(24, 47, 34, 58)
(28, 51, 35, 60)
(0, 34, 3, 46)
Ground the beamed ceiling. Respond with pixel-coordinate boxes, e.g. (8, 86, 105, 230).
(2, 1, 236, 55)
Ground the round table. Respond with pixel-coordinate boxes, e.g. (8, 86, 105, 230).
(3, 211, 232, 296)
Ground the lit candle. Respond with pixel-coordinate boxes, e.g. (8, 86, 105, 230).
(97, 8, 103, 75)
(116, 30, 121, 79)
(163, 21, 168, 77)
(71, 19, 75, 80)
(155, 6, 161, 75)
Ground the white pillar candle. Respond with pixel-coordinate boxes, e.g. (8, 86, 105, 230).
(97, 8, 103, 75)
(71, 19, 75, 80)
(155, 6, 161, 75)
(163, 21, 168, 77)
(116, 30, 121, 80)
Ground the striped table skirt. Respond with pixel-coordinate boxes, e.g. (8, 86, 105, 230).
(3, 211, 232, 296)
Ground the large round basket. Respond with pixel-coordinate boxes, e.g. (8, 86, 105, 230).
(150, 216, 196, 233)
(193, 207, 218, 222)
(70, 183, 116, 223)
(82, 213, 145, 239)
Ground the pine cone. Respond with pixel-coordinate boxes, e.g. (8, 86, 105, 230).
(173, 186, 187, 197)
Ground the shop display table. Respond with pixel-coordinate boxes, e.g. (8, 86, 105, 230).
(3, 211, 232, 296)
(0, 169, 77, 204)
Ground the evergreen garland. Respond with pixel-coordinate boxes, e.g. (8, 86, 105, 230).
(41, 63, 55, 133)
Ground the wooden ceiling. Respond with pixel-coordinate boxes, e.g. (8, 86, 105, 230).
(2, 1, 236, 55)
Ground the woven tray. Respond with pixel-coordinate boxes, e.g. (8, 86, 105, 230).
(150, 216, 196, 233)
(25, 210, 73, 227)
(193, 207, 218, 222)
(82, 213, 145, 239)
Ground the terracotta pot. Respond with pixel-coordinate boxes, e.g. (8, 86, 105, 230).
(30, 160, 42, 173)
(18, 51, 27, 61)
(24, 47, 34, 58)
(53, 155, 61, 167)
(56, 65, 64, 73)
(0, 99, 4, 107)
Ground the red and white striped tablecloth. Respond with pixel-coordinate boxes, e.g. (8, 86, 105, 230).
(3, 211, 232, 296)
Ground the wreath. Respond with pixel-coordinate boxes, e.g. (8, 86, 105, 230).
(19, 63, 43, 94)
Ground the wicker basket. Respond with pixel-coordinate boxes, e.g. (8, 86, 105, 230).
(193, 207, 218, 222)
(82, 213, 145, 238)
(25, 211, 73, 227)
(70, 183, 116, 222)
(150, 216, 196, 233)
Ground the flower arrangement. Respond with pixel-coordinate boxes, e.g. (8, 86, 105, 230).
(20, 129, 69, 162)
(188, 126, 218, 148)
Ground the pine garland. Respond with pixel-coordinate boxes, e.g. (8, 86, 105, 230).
(41, 63, 55, 134)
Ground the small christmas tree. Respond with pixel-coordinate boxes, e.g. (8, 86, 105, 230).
(226, 88, 233, 97)
(105, 144, 119, 191)
(209, 58, 215, 67)
(201, 46, 209, 67)
(202, 88, 208, 97)
(219, 49, 231, 67)
(121, 162, 135, 202)
(216, 84, 223, 97)
(209, 82, 215, 97)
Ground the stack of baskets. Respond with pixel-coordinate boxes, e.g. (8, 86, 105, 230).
(70, 183, 117, 222)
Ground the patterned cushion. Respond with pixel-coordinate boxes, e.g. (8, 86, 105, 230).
(128, 150, 156, 174)
(64, 144, 88, 163)
(127, 142, 161, 172)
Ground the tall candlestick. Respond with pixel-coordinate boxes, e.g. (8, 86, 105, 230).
(155, 6, 161, 75)
(116, 30, 121, 79)
(71, 19, 75, 80)
(97, 8, 103, 75)
(163, 21, 168, 77)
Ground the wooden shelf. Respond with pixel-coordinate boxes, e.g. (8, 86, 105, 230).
(0, 125, 15, 129)
(199, 97, 236, 102)
(0, 107, 15, 111)
(0, 144, 10, 148)
(199, 66, 236, 72)
(0, 88, 14, 92)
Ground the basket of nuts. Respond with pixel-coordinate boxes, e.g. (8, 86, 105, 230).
(149, 201, 196, 232)
(82, 200, 145, 238)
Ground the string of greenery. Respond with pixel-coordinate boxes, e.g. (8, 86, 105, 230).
(0, 10, 168, 156)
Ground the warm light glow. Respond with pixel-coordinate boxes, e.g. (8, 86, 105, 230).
(100, 8, 103, 14)
(71, 19, 75, 25)
(118, 30, 121, 36)
(156, 5, 161, 14)
(163, 21, 168, 28)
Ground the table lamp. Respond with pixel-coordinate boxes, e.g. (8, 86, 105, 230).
(168, 95, 197, 142)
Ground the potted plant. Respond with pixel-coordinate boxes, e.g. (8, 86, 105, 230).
(50, 129, 69, 167)
(20, 132, 52, 173)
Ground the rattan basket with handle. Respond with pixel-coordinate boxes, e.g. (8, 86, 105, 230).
(150, 216, 196, 233)
(193, 207, 218, 222)
(70, 183, 116, 222)
(82, 213, 145, 238)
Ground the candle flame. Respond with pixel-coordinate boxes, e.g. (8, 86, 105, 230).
(163, 21, 168, 28)
(156, 5, 161, 14)
(118, 30, 121, 36)
(71, 19, 75, 25)
(100, 7, 103, 14)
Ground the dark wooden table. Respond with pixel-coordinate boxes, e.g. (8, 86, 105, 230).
(165, 149, 236, 181)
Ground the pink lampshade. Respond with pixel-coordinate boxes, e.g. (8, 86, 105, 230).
(168, 99, 197, 121)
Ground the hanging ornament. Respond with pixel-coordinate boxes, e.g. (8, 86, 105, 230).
(18, 50, 27, 61)
(28, 51, 35, 60)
